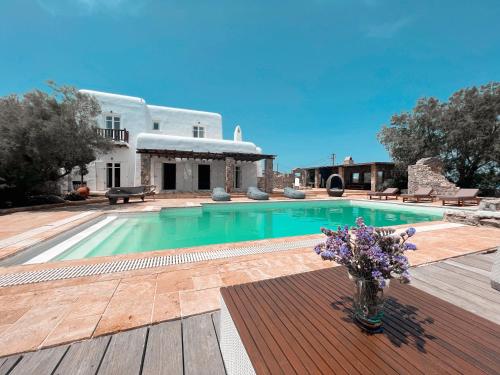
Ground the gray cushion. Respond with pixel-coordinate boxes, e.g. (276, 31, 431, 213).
(212, 187, 231, 201)
(284, 187, 305, 199)
(247, 187, 269, 200)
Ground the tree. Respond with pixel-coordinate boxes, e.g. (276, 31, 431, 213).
(378, 82, 500, 195)
(0, 82, 112, 204)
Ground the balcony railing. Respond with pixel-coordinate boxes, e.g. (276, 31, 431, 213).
(97, 128, 129, 143)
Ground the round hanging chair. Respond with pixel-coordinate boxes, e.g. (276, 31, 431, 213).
(326, 174, 344, 197)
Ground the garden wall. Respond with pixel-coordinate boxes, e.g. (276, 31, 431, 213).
(408, 157, 458, 196)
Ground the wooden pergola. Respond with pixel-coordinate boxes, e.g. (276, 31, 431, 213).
(136, 148, 276, 193)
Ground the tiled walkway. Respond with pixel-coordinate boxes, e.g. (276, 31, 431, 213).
(0, 196, 498, 358)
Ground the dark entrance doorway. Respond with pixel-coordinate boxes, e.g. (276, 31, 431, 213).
(198, 165, 210, 190)
(163, 163, 176, 190)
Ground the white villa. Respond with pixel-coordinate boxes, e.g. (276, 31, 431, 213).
(66, 90, 274, 194)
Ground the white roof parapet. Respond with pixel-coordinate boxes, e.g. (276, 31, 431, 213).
(79, 89, 145, 104)
(136, 133, 259, 154)
(147, 104, 221, 119)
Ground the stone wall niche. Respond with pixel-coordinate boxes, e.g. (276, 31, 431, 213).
(407, 157, 458, 196)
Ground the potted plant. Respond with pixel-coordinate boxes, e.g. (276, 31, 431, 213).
(314, 217, 417, 333)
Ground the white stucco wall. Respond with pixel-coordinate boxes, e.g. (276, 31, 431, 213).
(148, 105, 222, 139)
(71, 89, 263, 192)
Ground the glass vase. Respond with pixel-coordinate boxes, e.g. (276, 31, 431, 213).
(350, 275, 389, 333)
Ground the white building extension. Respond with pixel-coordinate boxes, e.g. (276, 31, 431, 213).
(70, 90, 274, 194)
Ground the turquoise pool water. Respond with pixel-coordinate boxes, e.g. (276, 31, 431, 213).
(55, 200, 442, 260)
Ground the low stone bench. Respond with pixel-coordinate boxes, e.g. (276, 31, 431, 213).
(444, 210, 500, 228)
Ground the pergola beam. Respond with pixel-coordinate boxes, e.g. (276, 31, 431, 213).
(136, 149, 275, 162)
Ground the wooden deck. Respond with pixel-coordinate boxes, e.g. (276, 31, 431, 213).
(0, 311, 226, 375)
(411, 250, 500, 324)
(221, 258, 500, 374)
(1, 251, 499, 374)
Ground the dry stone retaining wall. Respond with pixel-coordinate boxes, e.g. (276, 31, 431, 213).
(408, 157, 458, 196)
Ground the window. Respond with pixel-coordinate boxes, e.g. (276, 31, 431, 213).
(106, 163, 121, 188)
(153, 122, 160, 130)
(351, 172, 360, 184)
(234, 166, 241, 189)
(363, 172, 371, 184)
(105, 115, 120, 130)
(377, 170, 384, 182)
(193, 126, 205, 138)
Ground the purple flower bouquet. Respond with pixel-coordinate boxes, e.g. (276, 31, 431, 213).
(314, 217, 417, 332)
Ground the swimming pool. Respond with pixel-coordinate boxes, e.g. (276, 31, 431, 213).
(46, 200, 442, 262)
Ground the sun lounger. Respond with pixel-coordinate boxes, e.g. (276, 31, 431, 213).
(326, 174, 344, 197)
(368, 188, 399, 200)
(284, 187, 305, 199)
(247, 186, 269, 200)
(212, 187, 231, 201)
(105, 185, 155, 205)
(402, 187, 434, 203)
(439, 188, 480, 206)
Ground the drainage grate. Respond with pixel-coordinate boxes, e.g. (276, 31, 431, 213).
(0, 238, 321, 288)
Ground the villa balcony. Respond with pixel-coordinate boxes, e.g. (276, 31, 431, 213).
(97, 128, 129, 145)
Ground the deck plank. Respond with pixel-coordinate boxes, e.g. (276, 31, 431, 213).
(97, 328, 147, 375)
(434, 262, 492, 284)
(54, 335, 110, 375)
(212, 311, 221, 341)
(412, 265, 500, 303)
(9, 346, 68, 375)
(452, 255, 493, 271)
(0, 355, 22, 375)
(409, 277, 500, 324)
(183, 313, 226, 375)
(142, 321, 183, 375)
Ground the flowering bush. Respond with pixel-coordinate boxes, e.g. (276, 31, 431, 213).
(314, 217, 417, 288)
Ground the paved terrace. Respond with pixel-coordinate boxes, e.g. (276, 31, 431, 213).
(0, 251, 498, 374)
(0, 196, 498, 358)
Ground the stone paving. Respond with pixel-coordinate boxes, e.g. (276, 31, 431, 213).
(0, 194, 498, 357)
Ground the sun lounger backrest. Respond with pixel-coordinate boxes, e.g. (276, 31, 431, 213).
(456, 188, 479, 198)
(414, 187, 433, 196)
(383, 188, 399, 194)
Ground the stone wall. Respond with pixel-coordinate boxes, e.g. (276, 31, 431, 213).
(258, 171, 294, 190)
(408, 157, 458, 196)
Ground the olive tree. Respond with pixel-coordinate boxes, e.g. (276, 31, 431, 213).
(378, 82, 500, 195)
(0, 82, 112, 204)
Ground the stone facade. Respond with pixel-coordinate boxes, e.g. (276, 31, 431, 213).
(263, 159, 274, 193)
(224, 157, 235, 193)
(258, 170, 291, 191)
(140, 153, 151, 185)
(408, 157, 459, 196)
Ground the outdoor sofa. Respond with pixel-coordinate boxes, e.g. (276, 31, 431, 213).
(211, 187, 231, 201)
(105, 185, 156, 205)
(326, 174, 344, 197)
(284, 187, 305, 199)
(439, 188, 480, 206)
(247, 186, 269, 200)
(401, 187, 434, 203)
(368, 188, 399, 200)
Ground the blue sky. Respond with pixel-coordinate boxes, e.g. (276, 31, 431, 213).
(1, 0, 499, 171)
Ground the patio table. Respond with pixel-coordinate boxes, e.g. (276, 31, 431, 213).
(220, 266, 500, 375)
